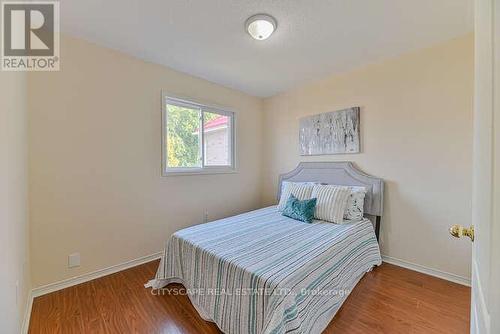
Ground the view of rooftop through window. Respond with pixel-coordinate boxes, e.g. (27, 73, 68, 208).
(165, 99, 233, 172)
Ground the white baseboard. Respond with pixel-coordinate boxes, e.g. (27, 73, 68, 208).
(31, 252, 162, 298)
(21, 290, 34, 334)
(382, 255, 471, 287)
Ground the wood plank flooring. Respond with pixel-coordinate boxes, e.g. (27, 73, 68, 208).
(29, 261, 470, 334)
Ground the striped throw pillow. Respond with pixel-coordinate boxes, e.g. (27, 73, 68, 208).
(278, 182, 315, 211)
(311, 184, 351, 223)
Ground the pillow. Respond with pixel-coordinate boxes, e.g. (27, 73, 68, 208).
(344, 187, 366, 221)
(327, 185, 367, 221)
(311, 184, 351, 223)
(281, 195, 317, 223)
(277, 181, 315, 211)
(279, 181, 316, 193)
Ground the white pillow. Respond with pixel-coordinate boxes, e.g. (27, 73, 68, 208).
(344, 187, 366, 221)
(277, 182, 315, 211)
(311, 184, 351, 223)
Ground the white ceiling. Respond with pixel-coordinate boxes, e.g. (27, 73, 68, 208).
(61, 0, 473, 97)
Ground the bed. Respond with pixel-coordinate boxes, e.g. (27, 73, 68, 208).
(146, 162, 384, 334)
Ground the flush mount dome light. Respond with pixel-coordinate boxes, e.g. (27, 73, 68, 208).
(245, 14, 277, 40)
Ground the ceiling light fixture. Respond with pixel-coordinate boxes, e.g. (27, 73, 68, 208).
(245, 14, 277, 41)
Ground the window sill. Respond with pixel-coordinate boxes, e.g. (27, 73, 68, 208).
(162, 168, 237, 177)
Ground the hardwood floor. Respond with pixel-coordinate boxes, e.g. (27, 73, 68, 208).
(29, 261, 470, 334)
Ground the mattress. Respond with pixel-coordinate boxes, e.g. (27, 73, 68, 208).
(146, 206, 382, 334)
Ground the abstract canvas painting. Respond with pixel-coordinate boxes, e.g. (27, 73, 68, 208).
(299, 107, 360, 155)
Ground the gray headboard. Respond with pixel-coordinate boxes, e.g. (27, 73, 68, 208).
(278, 162, 384, 238)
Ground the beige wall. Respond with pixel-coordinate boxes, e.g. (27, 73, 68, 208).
(261, 35, 474, 280)
(28, 36, 263, 287)
(0, 71, 31, 332)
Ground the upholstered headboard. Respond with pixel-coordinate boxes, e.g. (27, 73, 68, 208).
(277, 162, 384, 239)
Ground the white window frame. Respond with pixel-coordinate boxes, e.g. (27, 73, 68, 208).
(162, 92, 236, 176)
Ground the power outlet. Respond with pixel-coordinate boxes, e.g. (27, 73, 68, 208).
(68, 253, 80, 268)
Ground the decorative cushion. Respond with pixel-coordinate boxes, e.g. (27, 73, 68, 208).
(277, 182, 315, 211)
(281, 195, 317, 223)
(344, 187, 366, 221)
(311, 184, 351, 223)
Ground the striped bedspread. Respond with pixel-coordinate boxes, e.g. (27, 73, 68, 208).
(146, 206, 381, 334)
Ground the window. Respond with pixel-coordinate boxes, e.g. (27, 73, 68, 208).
(162, 94, 235, 175)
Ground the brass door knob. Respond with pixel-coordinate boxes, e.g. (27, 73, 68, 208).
(449, 224, 474, 242)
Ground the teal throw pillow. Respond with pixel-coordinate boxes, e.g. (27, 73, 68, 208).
(282, 194, 317, 223)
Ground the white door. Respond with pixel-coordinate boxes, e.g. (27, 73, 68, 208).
(469, 0, 499, 333)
